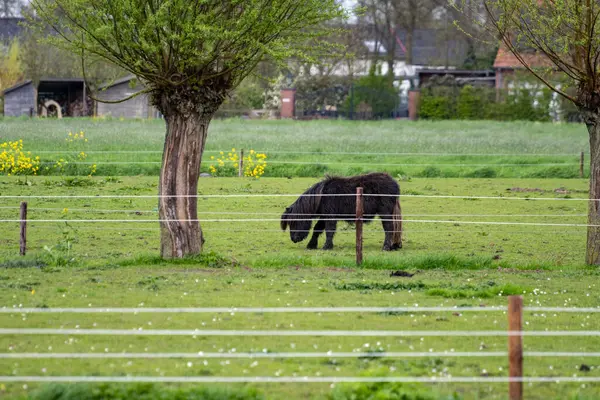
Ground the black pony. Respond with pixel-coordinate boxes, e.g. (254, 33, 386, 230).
(281, 173, 402, 251)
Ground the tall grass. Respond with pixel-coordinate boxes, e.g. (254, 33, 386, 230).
(0, 118, 589, 178)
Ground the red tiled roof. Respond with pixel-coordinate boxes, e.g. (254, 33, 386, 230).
(494, 44, 552, 69)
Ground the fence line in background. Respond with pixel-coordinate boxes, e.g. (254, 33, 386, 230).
(38, 161, 581, 167)
(31, 150, 587, 157)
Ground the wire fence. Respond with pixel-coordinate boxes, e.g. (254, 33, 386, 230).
(28, 150, 591, 157)
(0, 191, 593, 260)
(0, 193, 593, 200)
(0, 207, 589, 218)
(38, 161, 582, 167)
(1, 301, 600, 394)
(0, 376, 598, 383)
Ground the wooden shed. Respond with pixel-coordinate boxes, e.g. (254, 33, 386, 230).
(3, 78, 92, 117)
(96, 76, 161, 119)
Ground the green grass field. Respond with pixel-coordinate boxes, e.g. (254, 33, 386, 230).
(0, 119, 599, 400)
(0, 118, 591, 178)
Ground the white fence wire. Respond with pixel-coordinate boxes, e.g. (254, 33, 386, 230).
(31, 150, 588, 156)
(0, 376, 599, 383)
(1, 306, 600, 386)
(0, 207, 589, 218)
(1, 306, 599, 313)
(1, 351, 600, 359)
(0, 193, 592, 201)
(0, 218, 597, 228)
(38, 161, 581, 167)
(2, 329, 600, 337)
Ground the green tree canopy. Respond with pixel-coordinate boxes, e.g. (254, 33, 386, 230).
(457, 0, 600, 265)
(30, 0, 348, 258)
(31, 0, 347, 108)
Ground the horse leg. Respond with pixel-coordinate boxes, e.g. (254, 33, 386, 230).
(381, 219, 394, 251)
(322, 220, 337, 250)
(307, 219, 325, 249)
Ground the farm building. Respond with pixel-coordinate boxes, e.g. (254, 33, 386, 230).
(2, 78, 92, 117)
(493, 44, 553, 88)
(96, 76, 161, 119)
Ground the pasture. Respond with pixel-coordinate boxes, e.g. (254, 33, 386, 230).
(0, 118, 599, 400)
(0, 118, 590, 178)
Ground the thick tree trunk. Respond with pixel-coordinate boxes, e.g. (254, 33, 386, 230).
(153, 82, 228, 259)
(158, 112, 211, 258)
(586, 115, 600, 264)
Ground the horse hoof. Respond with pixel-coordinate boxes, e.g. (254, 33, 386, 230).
(383, 246, 393, 252)
(307, 243, 318, 250)
(392, 243, 402, 250)
(322, 244, 334, 250)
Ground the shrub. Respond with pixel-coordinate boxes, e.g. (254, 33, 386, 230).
(456, 85, 487, 120)
(30, 383, 264, 400)
(223, 77, 265, 110)
(420, 166, 442, 178)
(43, 131, 97, 177)
(329, 381, 444, 400)
(293, 75, 350, 116)
(465, 167, 497, 178)
(343, 71, 399, 119)
(419, 85, 555, 122)
(208, 148, 267, 178)
(419, 94, 454, 120)
(0, 139, 41, 175)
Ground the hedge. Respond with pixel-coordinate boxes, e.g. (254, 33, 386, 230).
(419, 85, 555, 122)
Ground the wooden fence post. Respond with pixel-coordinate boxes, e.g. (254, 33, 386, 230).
(239, 149, 244, 177)
(356, 187, 363, 265)
(580, 151, 584, 178)
(20, 202, 27, 256)
(508, 295, 523, 400)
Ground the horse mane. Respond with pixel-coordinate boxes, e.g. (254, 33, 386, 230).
(280, 180, 325, 230)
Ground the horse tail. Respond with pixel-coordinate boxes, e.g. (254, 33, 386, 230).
(392, 197, 402, 249)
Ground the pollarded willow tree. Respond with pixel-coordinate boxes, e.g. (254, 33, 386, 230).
(458, 0, 600, 264)
(31, 0, 347, 258)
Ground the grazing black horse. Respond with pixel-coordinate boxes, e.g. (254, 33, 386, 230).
(280, 173, 402, 251)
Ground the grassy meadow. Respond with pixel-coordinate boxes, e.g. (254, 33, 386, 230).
(0, 118, 599, 400)
(0, 118, 591, 178)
